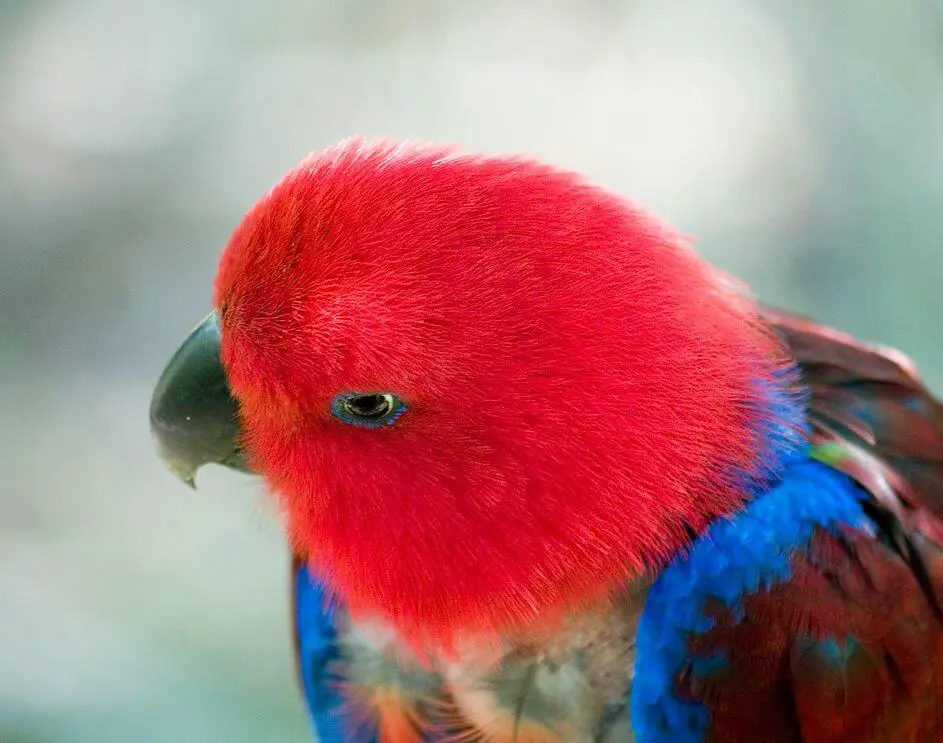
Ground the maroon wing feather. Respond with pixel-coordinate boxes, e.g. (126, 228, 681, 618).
(678, 307, 943, 742)
(765, 307, 943, 522)
(685, 525, 943, 742)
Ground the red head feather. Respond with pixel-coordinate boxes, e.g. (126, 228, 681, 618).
(213, 138, 799, 646)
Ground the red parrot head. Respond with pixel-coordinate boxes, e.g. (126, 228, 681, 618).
(156, 138, 804, 646)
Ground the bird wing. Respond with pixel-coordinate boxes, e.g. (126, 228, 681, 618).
(766, 306, 943, 523)
(634, 308, 943, 743)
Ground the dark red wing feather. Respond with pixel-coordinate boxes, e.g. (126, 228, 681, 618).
(763, 306, 943, 522)
(677, 308, 943, 742)
(685, 526, 943, 742)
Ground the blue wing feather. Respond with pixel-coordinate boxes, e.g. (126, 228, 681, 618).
(293, 560, 378, 743)
(631, 456, 869, 743)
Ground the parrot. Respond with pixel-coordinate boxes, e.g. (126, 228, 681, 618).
(149, 138, 943, 743)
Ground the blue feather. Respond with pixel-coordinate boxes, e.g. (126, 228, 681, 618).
(294, 563, 378, 743)
(630, 457, 868, 743)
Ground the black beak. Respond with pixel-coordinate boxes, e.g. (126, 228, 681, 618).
(150, 312, 249, 487)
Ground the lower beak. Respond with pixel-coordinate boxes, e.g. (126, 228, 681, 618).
(149, 311, 249, 487)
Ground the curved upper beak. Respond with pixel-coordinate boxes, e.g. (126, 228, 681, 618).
(150, 312, 249, 488)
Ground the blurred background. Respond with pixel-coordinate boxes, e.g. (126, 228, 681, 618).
(2, 1, 942, 741)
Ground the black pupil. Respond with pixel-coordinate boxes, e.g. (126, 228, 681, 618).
(345, 394, 391, 419)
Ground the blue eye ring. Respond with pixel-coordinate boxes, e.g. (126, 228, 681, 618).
(331, 392, 407, 428)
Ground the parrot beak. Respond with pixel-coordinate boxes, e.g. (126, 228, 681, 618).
(149, 311, 250, 488)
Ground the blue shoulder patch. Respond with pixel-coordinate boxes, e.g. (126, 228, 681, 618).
(630, 457, 868, 743)
(293, 562, 376, 743)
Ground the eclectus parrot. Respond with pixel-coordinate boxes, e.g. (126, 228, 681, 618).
(150, 139, 943, 742)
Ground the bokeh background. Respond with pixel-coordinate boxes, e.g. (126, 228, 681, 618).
(2, 1, 942, 741)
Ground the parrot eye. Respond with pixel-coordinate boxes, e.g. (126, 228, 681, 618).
(331, 392, 406, 428)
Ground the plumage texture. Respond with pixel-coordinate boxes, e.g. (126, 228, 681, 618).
(292, 556, 638, 743)
(203, 138, 943, 741)
(633, 455, 869, 741)
(214, 138, 800, 645)
(632, 308, 943, 742)
(290, 305, 943, 742)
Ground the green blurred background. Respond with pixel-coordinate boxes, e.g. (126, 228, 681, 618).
(1, 1, 942, 741)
